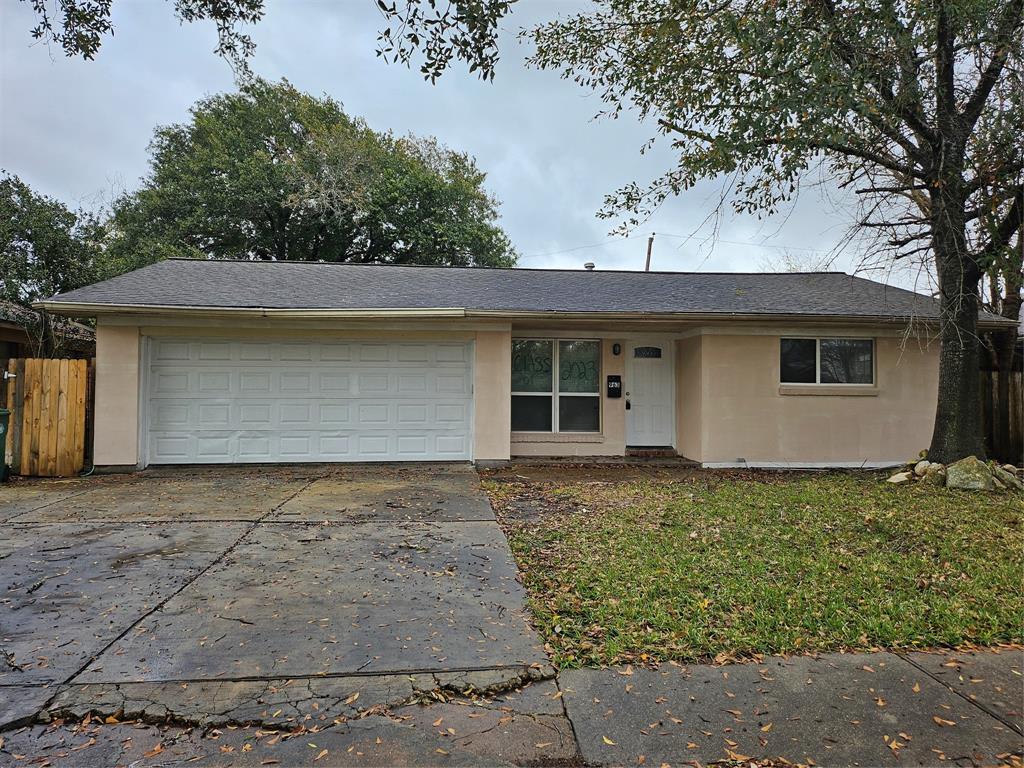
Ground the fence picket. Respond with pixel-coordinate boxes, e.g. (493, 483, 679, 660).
(3, 358, 89, 477)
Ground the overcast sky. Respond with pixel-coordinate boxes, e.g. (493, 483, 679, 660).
(1, 0, 927, 289)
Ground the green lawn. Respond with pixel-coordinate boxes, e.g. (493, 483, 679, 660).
(483, 470, 1024, 668)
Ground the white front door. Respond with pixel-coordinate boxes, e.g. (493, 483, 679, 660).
(144, 338, 473, 464)
(625, 340, 675, 447)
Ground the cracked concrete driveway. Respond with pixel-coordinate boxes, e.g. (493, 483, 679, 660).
(1, 464, 557, 764)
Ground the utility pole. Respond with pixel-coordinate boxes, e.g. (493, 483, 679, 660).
(644, 233, 655, 271)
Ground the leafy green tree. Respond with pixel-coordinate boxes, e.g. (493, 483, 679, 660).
(21, 0, 263, 70)
(0, 172, 109, 355)
(109, 79, 515, 269)
(378, 0, 1023, 464)
(0, 172, 108, 305)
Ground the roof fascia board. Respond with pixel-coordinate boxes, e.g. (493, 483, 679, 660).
(35, 302, 468, 319)
(35, 301, 1015, 330)
(471, 309, 1015, 329)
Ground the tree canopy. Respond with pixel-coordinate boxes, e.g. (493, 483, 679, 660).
(22, 0, 263, 70)
(109, 79, 516, 269)
(378, 0, 1023, 463)
(0, 172, 108, 306)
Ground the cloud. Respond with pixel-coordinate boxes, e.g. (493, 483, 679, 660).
(1, 0, 916, 287)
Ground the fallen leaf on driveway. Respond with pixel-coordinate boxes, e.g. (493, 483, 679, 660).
(602, 736, 616, 745)
(143, 744, 164, 758)
(932, 716, 956, 727)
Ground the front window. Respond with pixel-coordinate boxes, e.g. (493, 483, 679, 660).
(512, 339, 600, 432)
(780, 338, 874, 384)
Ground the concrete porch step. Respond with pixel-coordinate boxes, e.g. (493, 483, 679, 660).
(626, 446, 678, 458)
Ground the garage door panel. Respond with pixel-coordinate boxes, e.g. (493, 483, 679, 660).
(238, 434, 273, 460)
(147, 340, 472, 464)
(198, 342, 233, 361)
(436, 434, 469, 455)
(358, 344, 389, 362)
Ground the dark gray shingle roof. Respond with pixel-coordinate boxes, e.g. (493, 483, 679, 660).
(40, 258, 1008, 324)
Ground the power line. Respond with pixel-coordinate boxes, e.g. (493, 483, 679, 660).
(655, 231, 837, 254)
(521, 231, 839, 260)
(519, 234, 647, 259)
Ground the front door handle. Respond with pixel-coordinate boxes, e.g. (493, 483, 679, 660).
(625, 399, 631, 410)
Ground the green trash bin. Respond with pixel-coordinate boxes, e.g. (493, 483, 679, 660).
(0, 408, 9, 482)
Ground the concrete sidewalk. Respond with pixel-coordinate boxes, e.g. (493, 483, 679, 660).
(562, 648, 1022, 767)
(2, 647, 1020, 766)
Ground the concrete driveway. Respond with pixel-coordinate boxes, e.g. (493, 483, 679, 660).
(1, 465, 565, 763)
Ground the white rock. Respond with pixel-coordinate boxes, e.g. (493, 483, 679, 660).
(914, 460, 931, 477)
(887, 471, 913, 484)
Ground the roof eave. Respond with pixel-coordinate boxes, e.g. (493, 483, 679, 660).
(34, 301, 1015, 329)
(465, 308, 992, 327)
(33, 301, 469, 320)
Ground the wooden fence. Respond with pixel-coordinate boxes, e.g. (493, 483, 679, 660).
(981, 370, 1024, 465)
(4, 358, 93, 477)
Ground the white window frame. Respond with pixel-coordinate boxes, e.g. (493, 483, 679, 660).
(780, 337, 875, 385)
(511, 338, 601, 433)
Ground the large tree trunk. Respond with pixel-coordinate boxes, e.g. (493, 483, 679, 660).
(928, 192, 987, 463)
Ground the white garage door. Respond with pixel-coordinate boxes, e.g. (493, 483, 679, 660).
(145, 338, 473, 464)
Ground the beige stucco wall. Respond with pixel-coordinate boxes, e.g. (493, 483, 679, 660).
(473, 329, 512, 461)
(675, 336, 703, 461)
(511, 337, 626, 457)
(90, 318, 939, 468)
(94, 323, 141, 467)
(92, 321, 510, 466)
(692, 333, 939, 465)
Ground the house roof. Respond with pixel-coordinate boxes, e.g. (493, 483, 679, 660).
(0, 299, 96, 342)
(38, 258, 1013, 326)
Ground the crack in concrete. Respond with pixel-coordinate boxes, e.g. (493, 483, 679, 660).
(896, 651, 1024, 737)
(3, 487, 95, 523)
(39, 665, 559, 733)
(23, 475, 324, 726)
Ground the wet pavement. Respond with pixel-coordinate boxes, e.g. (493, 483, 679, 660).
(2, 465, 1021, 766)
(561, 649, 1023, 766)
(1, 466, 550, 740)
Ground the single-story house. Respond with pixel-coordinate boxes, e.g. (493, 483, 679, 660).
(37, 258, 1013, 470)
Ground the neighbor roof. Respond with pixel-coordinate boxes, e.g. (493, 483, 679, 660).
(38, 258, 1011, 325)
(0, 299, 96, 342)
